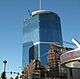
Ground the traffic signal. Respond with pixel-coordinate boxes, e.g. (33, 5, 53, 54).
(10, 71, 12, 74)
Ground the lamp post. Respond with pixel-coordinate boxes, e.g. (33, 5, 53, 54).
(3, 60, 7, 72)
(1, 60, 7, 79)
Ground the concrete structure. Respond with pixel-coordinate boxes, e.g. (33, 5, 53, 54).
(48, 43, 67, 79)
(22, 59, 46, 79)
(60, 39, 80, 79)
(48, 43, 60, 68)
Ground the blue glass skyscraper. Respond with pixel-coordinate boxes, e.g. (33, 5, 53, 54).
(22, 10, 63, 68)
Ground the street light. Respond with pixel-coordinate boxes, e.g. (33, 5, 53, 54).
(1, 60, 7, 79)
(3, 60, 7, 72)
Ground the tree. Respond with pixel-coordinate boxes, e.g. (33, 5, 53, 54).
(10, 77, 13, 79)
(15, 76, 18, 79)
(1, 72, 6, 79)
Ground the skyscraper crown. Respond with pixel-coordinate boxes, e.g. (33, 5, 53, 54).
(32, 10, 53, 16)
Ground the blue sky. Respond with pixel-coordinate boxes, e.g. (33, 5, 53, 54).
(0, 0, 80, 77)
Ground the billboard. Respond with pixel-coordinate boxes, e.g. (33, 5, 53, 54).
(60, 47, 80, 68)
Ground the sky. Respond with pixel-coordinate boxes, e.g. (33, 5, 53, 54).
(0, 0, 80, 77)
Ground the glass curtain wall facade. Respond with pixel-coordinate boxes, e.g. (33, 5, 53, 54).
(22, 10, 63, 68)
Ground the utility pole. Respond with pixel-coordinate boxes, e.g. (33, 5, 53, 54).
(1, 60, 7, 79)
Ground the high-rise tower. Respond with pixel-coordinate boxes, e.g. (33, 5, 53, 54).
(22, 10, 63, 68)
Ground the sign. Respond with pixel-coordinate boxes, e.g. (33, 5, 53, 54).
(60, 50, 80, 64)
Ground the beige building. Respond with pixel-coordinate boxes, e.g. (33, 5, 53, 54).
(48, 43, 67, 79)
(48, 43, 60, 69)
(22, 59, 43, 79)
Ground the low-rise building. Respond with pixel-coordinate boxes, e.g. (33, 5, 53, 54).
(22, 59, 46, 79)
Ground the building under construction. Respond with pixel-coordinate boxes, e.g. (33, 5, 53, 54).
(22, 43, 70, 79)
(48, 43, 67, 79)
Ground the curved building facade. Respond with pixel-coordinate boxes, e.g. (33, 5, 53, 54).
(22, 10, 63, 68)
